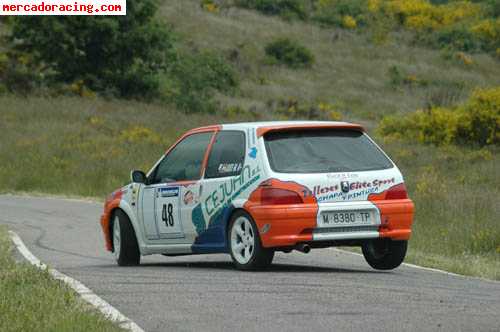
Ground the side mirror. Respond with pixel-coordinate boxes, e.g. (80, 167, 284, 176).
(131, 170, 146, 184)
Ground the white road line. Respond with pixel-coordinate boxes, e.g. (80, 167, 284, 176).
(9, 231, 145, 332)
(332, 248, 500, 284)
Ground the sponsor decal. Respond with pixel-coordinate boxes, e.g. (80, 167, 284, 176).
(204, 164, 261, 217)
(317, 187, 379, 202)
(326, 173, 359, 179)
(303, 184, 339, 198)
(159, 187, 179, 197)
(183, 190, 195, 205)
(304, 177, 397, 202)
(260, 223, 271, 234)
(248, 147, 258, 159)
(218, 163, 242, 174)
(341, 181, 350, 193)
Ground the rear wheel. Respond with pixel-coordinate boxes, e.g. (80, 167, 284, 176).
(229, 211, 274, 270)
(362, 239, 407, 270)
(112, 210, 140, 266)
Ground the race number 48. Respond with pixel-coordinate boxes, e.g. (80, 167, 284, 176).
(162, 203, 174, 227)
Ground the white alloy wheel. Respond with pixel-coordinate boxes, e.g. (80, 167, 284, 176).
(113, 216, 121, 259)
(230, 216, 255, 264)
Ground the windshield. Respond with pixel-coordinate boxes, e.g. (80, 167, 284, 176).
(264, 129, 393, 173)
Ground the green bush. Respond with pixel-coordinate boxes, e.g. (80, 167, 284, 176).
(166, 51, 238, 113)
(234, 0, 308, 20)
(378, 86, 500, 146)
(265, 38, 314, 68)
(432, 25, 481, 53)
(7, 0, 174, 99)
(312, 0, 367, 28)
(483, 0, 500, 18)
(0, 51, 41, 94)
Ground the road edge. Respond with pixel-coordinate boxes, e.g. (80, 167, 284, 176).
(333, 248, 500, 284)
(9, 230, 145, 332)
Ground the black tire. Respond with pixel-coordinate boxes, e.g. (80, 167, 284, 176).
(112, 209, 140, 266)
(228, 210, 274, 271)
(362, 239, 407, 270)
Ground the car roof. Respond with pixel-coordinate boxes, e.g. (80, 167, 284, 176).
(187, 121, 364, 136)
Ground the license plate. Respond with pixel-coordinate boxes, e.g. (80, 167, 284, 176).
(319, 211, 373, 227)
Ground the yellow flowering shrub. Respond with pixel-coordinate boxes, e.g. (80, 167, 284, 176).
(378, 86, 500, 146)
(456, 52, 473, 65)
(68, 80, 95, 98)
(386, 0, 481, 31)
(201, 0, 218, 13)
(405, 14, 440, 31)
(329, 110, 343, 121)
(367, 0, 381, 13)
(470, 19, 500, 50)
(342, 15, 357, 29)
(471, 19, 499, 39)
(318, 102, 343, 120)
(386, 0, 433, 17)
(204, 3, 218, 13)
(311, 0, 367, 29)
(456, 87, 500, 145)
(236, 0, 497, 52)
(438, 2, 480, 26)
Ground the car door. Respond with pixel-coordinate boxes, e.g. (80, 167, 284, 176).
(140, 131, 214, 244)
(192, 130, 247, 248)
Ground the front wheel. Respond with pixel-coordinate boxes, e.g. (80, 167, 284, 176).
(112, 210, 140, 266)
(228, 211, 274, 270)
(362, 239, 407, 270)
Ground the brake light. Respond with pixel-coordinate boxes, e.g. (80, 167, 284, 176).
(261, 188, 303, 205)
(385, 184, 408, 199)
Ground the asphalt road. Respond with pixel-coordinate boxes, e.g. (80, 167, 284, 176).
(1, 195, 499, 332)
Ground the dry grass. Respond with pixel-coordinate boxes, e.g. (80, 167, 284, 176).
(0, 96, 228, 197)
(380, 141, 500, 280)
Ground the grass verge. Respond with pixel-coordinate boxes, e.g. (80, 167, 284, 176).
(0, 226, 123, 332)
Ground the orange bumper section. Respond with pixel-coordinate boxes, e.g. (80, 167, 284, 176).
(249, 199, 414, 248)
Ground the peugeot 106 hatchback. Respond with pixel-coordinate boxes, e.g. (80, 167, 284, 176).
(100, 121, 414, 270)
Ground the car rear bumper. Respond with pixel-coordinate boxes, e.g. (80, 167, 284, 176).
(247, 199, 414, 248)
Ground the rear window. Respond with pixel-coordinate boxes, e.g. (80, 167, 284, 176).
(264, 129, 393, 173)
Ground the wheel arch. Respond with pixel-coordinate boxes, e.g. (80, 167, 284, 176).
(108, 207, 141, 253)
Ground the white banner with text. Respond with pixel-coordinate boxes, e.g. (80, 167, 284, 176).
(0, 0, 126, 15)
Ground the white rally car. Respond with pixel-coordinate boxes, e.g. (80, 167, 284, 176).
(101, 121, 414, 270)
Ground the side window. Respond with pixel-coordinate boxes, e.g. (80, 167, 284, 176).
(205, 131, 246, 179)
(152, 132, 213, 184)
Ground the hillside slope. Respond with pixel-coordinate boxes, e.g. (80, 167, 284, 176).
(160, 0, 500, 121)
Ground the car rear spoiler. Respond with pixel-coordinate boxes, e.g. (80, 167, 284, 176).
(256, 123, 365, 137)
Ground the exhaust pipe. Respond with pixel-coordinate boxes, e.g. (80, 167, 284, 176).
(295, 243, 311, 254)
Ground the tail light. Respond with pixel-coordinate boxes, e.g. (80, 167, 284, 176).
(385, 184, 408, 200)
(261, 188, 303, 205)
